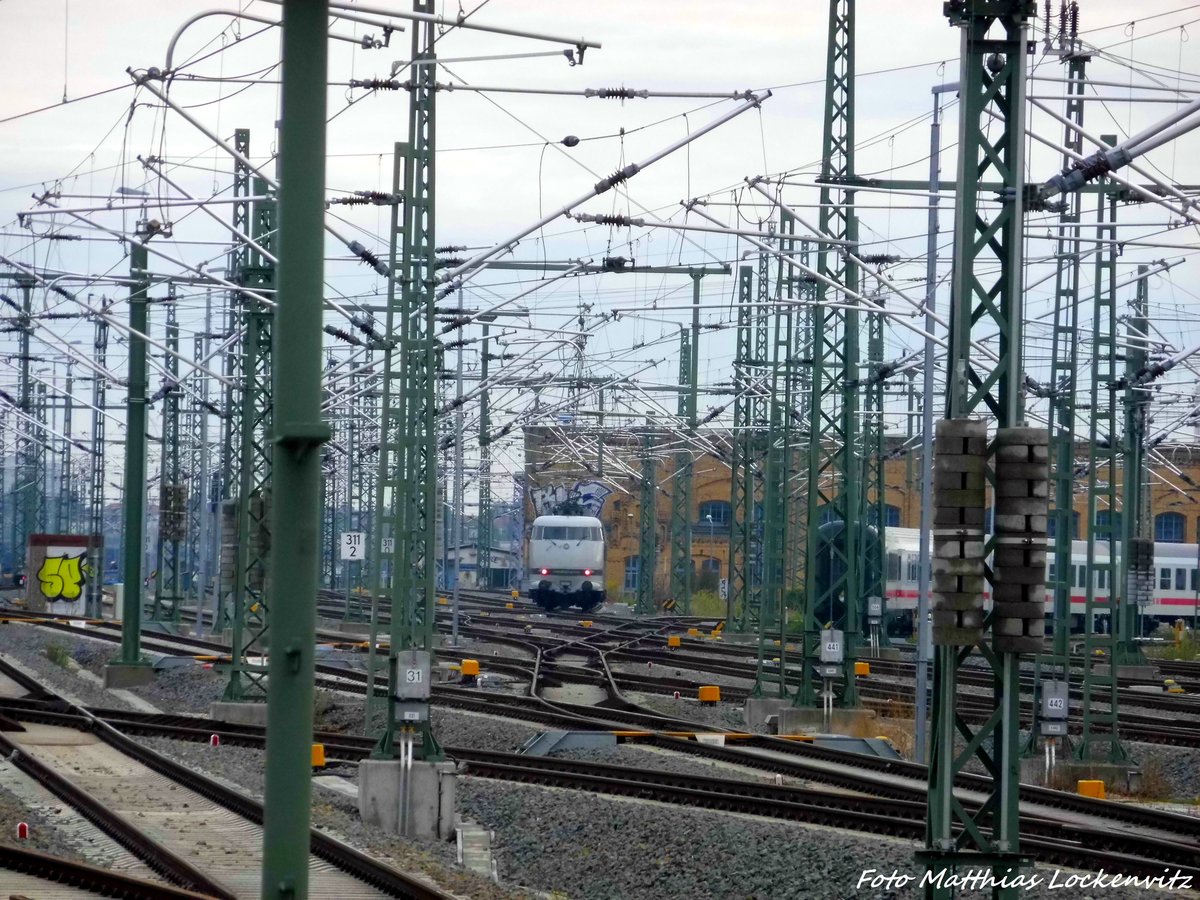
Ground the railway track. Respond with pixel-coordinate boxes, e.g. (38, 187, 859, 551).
(4, 610, 1200, 885)
(5, 695, 1199, 882)
(0, 655, 452, 899)
(0, 842, 215, 898)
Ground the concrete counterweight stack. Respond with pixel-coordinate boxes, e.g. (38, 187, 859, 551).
(931, 419, 988, 646)
(992, 428, 1050, 654)
(1126, 538, 1154, 608)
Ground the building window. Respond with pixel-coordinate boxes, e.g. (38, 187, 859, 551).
(623, 556, 639, 592)
(819, 505, 841, 525)
(1095, 509, 1122, 534)
(1047, 511, 1080, 539)
(1155, 512, 1186, 543)
(698, 501, 731, 527)
(869, 504, 902, 528)
(701, 558, 720, 574)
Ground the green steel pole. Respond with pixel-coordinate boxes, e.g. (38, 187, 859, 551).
(1030, 52, 1086, 757)
(259, 0, 330, 895)
(800, 0, 861, 709)
(926, 3, 1033, 895)
(669, 329, 692, 609)
(120, 244, 150, 664)
(728, 266, 754, 631)
(1076, 179, 1128, 763)
(637, 428, 657, 615)
(14, 276, 41, 572)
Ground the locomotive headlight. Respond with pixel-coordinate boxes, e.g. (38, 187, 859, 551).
(584, 569, 593, 577)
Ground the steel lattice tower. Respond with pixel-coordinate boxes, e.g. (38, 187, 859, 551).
(799, 0, 862, 708)
(370, 0, 441, 759)
(222, 181, 276, 701)
(924, 1, 1034, 891)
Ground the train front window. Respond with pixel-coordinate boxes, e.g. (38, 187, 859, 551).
(534, 524, 601, 541)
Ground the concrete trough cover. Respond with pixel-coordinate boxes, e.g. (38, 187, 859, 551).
(456, 820, 496, 880)
(6, 723, 101, 747)
(519, 730, 618, 755)
(152, 655, 198, 670)
(806, 735, 901, 759)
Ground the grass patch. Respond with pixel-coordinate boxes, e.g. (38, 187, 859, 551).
(1130, 758, 1176, 801)
(689, 590, 725, 618)
(1145, 634, 1200, 662)
(871, 716, 915, 760)
(43, 642, 72, 669)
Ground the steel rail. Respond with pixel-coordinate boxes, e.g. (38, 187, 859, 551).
(0, 843, 216, 899)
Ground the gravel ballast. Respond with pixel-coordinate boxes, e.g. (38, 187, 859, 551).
(317, 695, 544, 753)
(459, 778, 1183, 899)
(0, 623, 136, 710)
(547, 744, 812, 785)
(0, 780, 89, 863)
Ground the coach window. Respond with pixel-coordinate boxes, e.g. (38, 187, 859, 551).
(1097, 569, 1107, 590)
(887, 552, 901, 581)
(1160, 567, 1172, 590)
(906, 554, 919, 582)
(1155, 512, 1186, 543)
(1193, 569, 1200, 592)
(1178, 568, 1188, 591)
(1048, 561, 1056, 581)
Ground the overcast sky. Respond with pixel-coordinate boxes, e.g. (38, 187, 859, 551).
(3, 1, 1200, 497)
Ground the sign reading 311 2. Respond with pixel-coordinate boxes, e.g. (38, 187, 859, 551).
(340, 531, 366, 561)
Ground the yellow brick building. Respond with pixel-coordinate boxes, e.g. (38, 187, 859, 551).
(523, 427, 1200, 598)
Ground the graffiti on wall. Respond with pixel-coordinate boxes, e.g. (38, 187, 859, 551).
(531, 481, 614, 518)
(36, 546, 88, 603)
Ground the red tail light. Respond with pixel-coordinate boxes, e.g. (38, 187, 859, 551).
(584, 569, 592, 577)
(540, 568, 549, 576)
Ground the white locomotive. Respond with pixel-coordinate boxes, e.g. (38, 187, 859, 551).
(527, 515, 606, 612)
(884, 527, 1200, 633)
